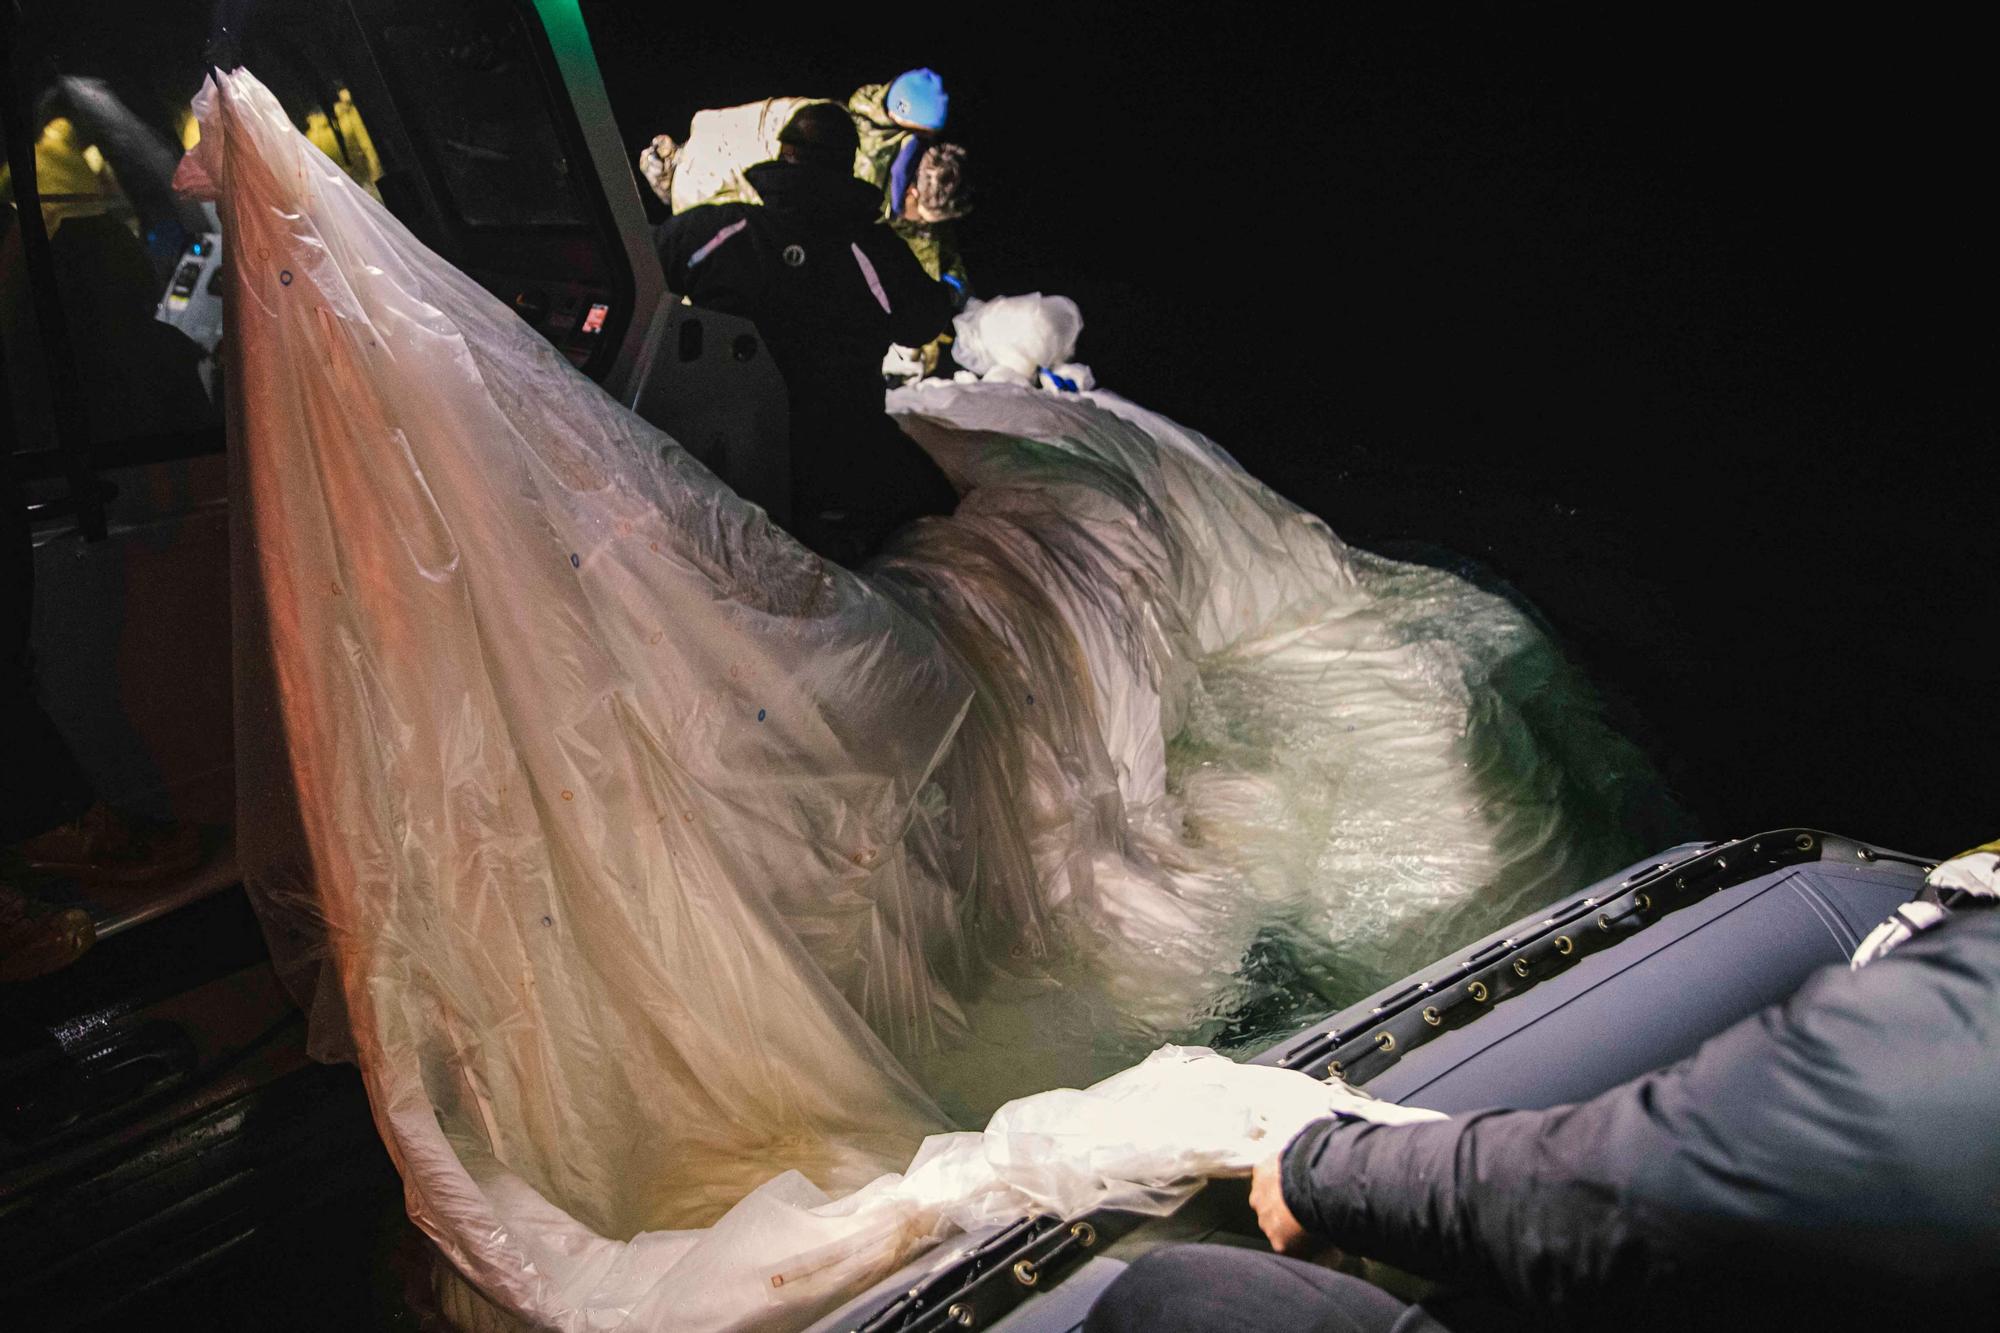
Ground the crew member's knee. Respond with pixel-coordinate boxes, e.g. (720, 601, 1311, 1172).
(1084, 1248, 1217, 1333)
(1086, 1245, 1410, 1333)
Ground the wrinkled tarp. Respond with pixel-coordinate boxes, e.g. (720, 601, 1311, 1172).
(947, 293, 1088, 387)
(183, 70, 1668, 1331)
(658, 96, 822, 212)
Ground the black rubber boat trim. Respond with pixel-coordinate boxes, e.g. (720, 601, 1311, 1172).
(851, 1215, 1114, 1333)
(1272, 828, 1850, 1087)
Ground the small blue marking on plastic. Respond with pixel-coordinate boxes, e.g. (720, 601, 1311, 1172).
(278, 269, 293, 285)
(757, 708, 767, 722)
(569, 552, 580, 568)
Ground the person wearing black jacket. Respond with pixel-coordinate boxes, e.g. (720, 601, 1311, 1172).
(655, 102, 957, 564)
(1087, 873, 2000, 1331)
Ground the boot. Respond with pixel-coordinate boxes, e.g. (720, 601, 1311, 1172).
(0, 881, 95, 983)
(12, 801, 202, 885)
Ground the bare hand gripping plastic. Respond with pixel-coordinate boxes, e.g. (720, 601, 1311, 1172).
(182, 70, 1666, 1331)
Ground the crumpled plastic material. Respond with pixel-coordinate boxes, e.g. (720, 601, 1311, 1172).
(183, 69, 1669, 1332)
(949, 292, 1093, 389)
(659, 95, 821, 211)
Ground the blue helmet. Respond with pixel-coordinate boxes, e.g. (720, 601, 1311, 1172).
(885, 68, 949, 132)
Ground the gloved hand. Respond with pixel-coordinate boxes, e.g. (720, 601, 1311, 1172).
(637, 134, 678, 206)
(1852, 844, 1999, 968)
(882, 343, 926, 386)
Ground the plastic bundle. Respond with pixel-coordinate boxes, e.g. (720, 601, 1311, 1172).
(949, 293, 1092, 388)
(185, 70, 1668, 1331)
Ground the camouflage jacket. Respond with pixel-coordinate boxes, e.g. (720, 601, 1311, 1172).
(844, 83, 915, 215)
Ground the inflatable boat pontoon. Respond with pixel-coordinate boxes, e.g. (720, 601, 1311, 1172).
(811, 828, 1933, 1332)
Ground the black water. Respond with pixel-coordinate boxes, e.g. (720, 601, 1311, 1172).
(585, 4, 1995, 859)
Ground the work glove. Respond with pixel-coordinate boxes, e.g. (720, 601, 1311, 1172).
(638, 134, 678, 206)
(1851, 844, 1999, 968)
(882, 343, 926, 387)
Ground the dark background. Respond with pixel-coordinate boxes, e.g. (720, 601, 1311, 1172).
(3, 10, 1988, 1327)
(585, 2, 1994, 857)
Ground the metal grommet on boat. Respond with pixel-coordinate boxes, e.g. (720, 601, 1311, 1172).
(1422, 1006, 1442, 1026)
(1795, 833, 1815, 852)
(1634, 892, 1652, 911)
(1013, 1259, 1039, 1288)
(1597, 913, 1613, 932)
(1376, 1032, 1397, 1053)
(1857, 845, 1877, 862)
(948, 1302, 976, 1327)
(1327, 1060, 1345, 1078)
(1467, 980, 1489, 1002)
(1071, 1222, 1097, 1248)
(1675, 876, 1688, 892)
(1513, 957, 1531, 978)
(1554, 934, 1574, 955)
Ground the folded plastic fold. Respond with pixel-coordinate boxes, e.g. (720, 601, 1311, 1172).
(182, 70, 1666, 1331)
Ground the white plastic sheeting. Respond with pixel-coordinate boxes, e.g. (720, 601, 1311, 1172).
(948, 293, 1093, 390)
(659, 96, 819, 212)
(186, 70, 1665, 1332)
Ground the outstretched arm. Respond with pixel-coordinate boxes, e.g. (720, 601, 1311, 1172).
(654, 204, 747, 296)
(1273, 916, 2000, 1319)
(859, 229, 954, 349)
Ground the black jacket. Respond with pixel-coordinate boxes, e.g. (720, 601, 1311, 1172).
(655, 160, 952, 425)
(1282, 909, 2000, 1329)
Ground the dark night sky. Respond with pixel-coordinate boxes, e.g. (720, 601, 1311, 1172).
(579, 5, 1995, 854)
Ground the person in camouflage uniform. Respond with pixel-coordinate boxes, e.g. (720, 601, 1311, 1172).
(885, 140, 971, 378)
(641, 70, 948, 220)
(639, 71, 972, 376)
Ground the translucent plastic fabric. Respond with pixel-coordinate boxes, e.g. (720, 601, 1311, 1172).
(185, 70, 1667, 1331)
(879, 382, 1668, 1107)
(948, 293, 1090, 388)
